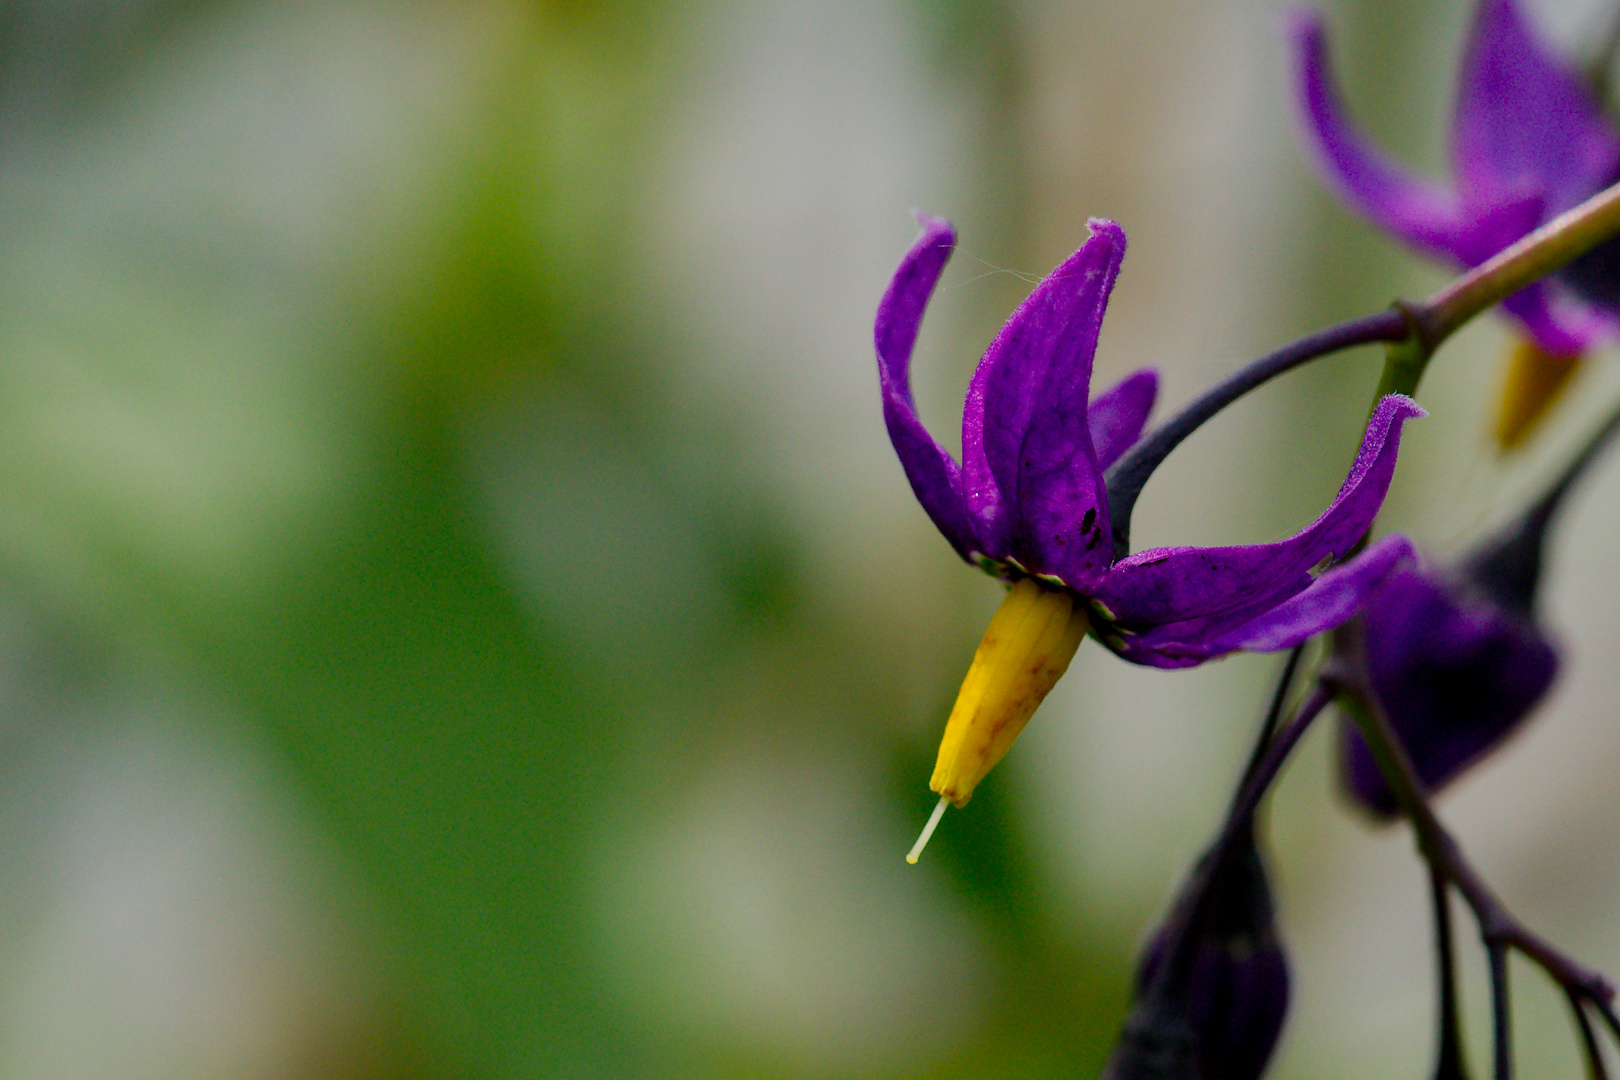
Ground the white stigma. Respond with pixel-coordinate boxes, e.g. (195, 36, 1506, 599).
(905, 796, 951, 864)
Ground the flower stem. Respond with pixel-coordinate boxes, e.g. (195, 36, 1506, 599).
(1152, 677, 1330, 994)
(1234, 644, 1305, 798)
(1104, 309, 1410, 555)
(1431, 863, 1469, 1080)
(1490, 942, 1513, 1080)
(1570, 988, 1610, 1080)
(1326, 631, 1619, 1072)
(1424, 180, 1620, 347)
(1374, 177, 1620, 405)
(1108, 176, 1620, 556)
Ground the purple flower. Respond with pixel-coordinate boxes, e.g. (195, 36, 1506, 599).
(1341, 560, 1558, 817)
(876, 215, 1423, 672)
(880, 216, 1424, 826)
(1290, 0, 1620, 356)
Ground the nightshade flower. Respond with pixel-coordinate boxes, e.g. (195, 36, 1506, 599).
(877, 216, 1424, 858)
(1341, 391, 1620, 815)
(1291, 0, 1620, 447)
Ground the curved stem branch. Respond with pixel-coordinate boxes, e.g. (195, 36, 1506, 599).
(1423, 181, 1620, 347)
(1154, 680, 1332, 992)
(1327, 632, 1618, 1073)
(1104, 309, 1411, 555)
(1234, 643, 1306, 800)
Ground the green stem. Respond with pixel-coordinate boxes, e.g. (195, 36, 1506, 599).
(1371, 314, 1432, 408)
(1370, 176, 1620, 406)
(1425, 181, 1620, 345)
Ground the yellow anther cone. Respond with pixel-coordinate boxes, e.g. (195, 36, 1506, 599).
(1493, 338, 1582, 451)
(930, 578, 1089, 808)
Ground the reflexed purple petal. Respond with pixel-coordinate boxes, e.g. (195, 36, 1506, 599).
(1500, 282, 1605, 355)
(875, 215, 981, 562)
(1342, 566, 1559, 816)
(964, 219, 1125, 588)
(1089, 368, 1159, 472)
(1111, 536, 1413, 668)
(1444, 188, 1545, 266)
(1141, 534, 1416, 665)
(1093, 395, 1425, 661)
(1452, 0, 1620, 213)
(1289, 9, 1468, 260)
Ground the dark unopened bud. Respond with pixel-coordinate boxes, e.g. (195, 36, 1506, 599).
(1341, 393, 1620, 815)
(1099, 1001, 1201, 1080)
(1340, 564, 1558, 817)
(1103, 827, 1288, 1080)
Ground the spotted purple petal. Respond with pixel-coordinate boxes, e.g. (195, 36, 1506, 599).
(875, 215, 979, 562)
(1452, 0, 1620, 213)
(963, 219, 1124, 588)
(1289, 9, 1468, 261)
(1089, 368, 1159, 473)
(1342, 566, 1559, 816)
(1093, 395, 1425, 660)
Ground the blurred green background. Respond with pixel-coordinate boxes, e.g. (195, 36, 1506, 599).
(3, 0, 1620, 1077)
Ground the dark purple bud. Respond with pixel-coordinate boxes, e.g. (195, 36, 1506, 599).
(1342, 392, 1620, 815)
(1341, 567, 1558, 817)
(1099, 1001, 1202, 1080)
(1109, 828, 1288, 1080)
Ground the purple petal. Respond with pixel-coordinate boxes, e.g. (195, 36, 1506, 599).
(1289, 9, 1468, 261)
(875, 215, 980, 562)
(1452, 0, 1620, 215)
(1342, 566, 1559, 816)
(1499, 282, 1604, 355)
(962, 219, 1125, 589)
(1206, 534, 1418, 655)
(1443, 188, 1545, 266)
(1092, 395, 1425, 664)
(1089, 368, 1159, 472)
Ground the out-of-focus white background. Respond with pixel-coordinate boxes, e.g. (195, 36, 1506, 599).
(0, 0, 1617, 1077)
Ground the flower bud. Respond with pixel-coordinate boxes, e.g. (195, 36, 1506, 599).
(1340, 565, 1557, 817)
(1107, 828, 1289, 1080)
